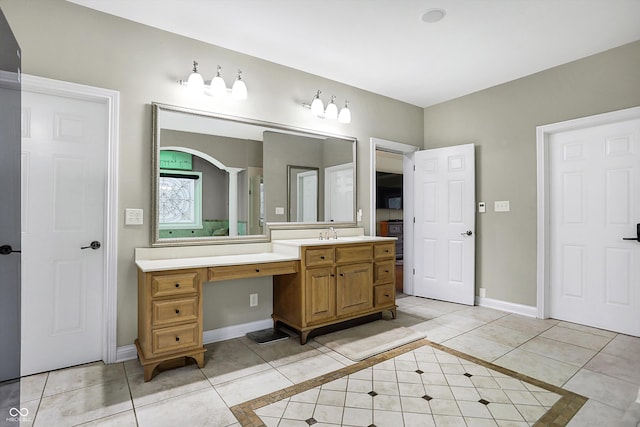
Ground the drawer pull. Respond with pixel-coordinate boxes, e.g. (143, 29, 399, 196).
(384, 294, 390, 297)
(320, 256, 325, 259)
(340, 273, 344, 277)
(331, 274, 335, 277)
(175, 309, 180, 314)
(385, 270, 389, 273)
(255, 268, 260, 272)
(385, 249, 389, 253)
(175, 283, 180, 288)
(175, 337, 180, 342)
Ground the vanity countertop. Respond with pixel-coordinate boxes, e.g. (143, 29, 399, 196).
(135, 251, 299, 273)
(134, 229, 395, 273)
(272, 235, 396, 247)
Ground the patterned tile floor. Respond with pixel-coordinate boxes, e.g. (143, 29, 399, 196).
(249, 341, 574, 426)
(1, 294, 639, 426)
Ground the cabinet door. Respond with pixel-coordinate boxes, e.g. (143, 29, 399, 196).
(305, 267, 336, 325)
(336, 262, 373, 317)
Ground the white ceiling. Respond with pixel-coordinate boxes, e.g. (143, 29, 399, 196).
(68, 0, 640, 108)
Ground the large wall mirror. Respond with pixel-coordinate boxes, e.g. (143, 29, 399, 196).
(152, 103, 357, 246)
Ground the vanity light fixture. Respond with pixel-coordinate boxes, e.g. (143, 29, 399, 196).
(231, 70, 247, 100)
(186, 61, 205, 95)
(179, 61, 248, 100)
(303, 90, 352, 124)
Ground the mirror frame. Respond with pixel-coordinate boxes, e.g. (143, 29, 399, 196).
(151, 102, 358, 246)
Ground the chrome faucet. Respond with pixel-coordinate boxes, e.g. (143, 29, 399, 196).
(319, 226, 337, 240)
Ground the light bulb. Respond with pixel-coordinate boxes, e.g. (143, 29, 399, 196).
(310, 90, 324, 116)
(210, 65, 227, 97)
(186, 60, 204, 94)
(325, 95, 338, 120)
(338, 100, 351, 123)
(231, 70, 247, 100)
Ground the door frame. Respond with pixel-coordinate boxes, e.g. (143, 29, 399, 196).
(369, 137, 419, 294)
(21, 74, 119, 364)
(536, 105, 640, 319)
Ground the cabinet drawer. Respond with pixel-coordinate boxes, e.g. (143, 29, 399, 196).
(152, 322, 199, 354)
(304, 248, 335, 267)
(208, 260, 298, 282)
(374, 242, 395, 260)
(335, 244, 372, 264)
(374, 283, 395, 307)
(151, 272, 198, 298)
(375, 260, 395, 284)
(152, 297, 198, 327)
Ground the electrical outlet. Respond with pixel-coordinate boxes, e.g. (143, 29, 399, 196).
(479, 288, 486, 298)
(249, 293, 258, 307)
(478, 202, 486, 213)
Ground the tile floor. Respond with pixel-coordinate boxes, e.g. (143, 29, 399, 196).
(1, 294, 639, 426)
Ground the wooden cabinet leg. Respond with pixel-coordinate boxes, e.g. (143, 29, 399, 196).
(300, 330, 310, 345)
(143, 363, 159, 382)
(193, 352, 205, 368)
(390, 308, 397, 319)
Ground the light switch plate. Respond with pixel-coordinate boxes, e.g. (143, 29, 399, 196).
(125, 208, 143, 225)
(494, 201, 510, 212)
(275, 207, 285, 215)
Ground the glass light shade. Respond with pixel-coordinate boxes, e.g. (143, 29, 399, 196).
(210, 75, 227, 97)
(325, 100, 338, 120)
(310, 97, 324, 116)
(187, 71, 204, 94)
(338, 105, 351, 124)
(231, 73, 247, 100)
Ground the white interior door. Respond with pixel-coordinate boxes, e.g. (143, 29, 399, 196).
(324, 163, 354, 222)
(413, 144, 475, 305)
(297, 170, 318, 222)
(549, 118, 640, 336)
(21, 90, 107, 375)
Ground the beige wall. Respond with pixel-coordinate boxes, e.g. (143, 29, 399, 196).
(1, 0, 423, 346)
(423, 40, 640, 306)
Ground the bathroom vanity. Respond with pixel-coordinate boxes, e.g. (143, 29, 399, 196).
(135, 232, 396, 381)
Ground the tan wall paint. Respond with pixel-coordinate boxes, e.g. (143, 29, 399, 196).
(423, 41, 640, 306)
(0, 0, 423, 346)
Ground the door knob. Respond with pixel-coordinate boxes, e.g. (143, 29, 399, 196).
(81, 241, 101, 250)
(0, 245, 20, 255)
(460, 230, 473, 236)
(622, 223, 640, 242)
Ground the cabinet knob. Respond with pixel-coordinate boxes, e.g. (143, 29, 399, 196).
(330, 274, 335, 277)
(320, 256, 325, 259)
(175, 309, 180, 314)
(175, 337, 180, 342)
(255, 269, 260, 272)
(384, 294, 390, 297)
(340, 273, 344, 277)
(385, 270, 389, 273)
(175, 283, 180, 288)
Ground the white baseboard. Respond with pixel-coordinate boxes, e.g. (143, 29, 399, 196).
(475, 296, 537, 318)
(203, 318, 273, 345)
(115, 318, 274, 363)
(115, 344, 137, 362)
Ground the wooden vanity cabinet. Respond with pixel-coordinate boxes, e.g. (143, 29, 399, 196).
(273, 241, 396, 344)
(135, 268, 207, 381)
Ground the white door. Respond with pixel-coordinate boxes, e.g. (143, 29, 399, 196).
(324, 163, 354, 222)
(297, 170, 318, 222)
(549, 118, 640, 336)
(21, 90, 107, 375)
(413, 144, 475, 305)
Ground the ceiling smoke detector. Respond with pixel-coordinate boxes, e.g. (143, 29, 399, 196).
(421, 8, 446, 24)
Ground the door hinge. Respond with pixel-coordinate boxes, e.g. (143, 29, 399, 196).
(412, 268, 415, 275)
(413, 165, 416, 171)
(413, 217, 416, 223)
